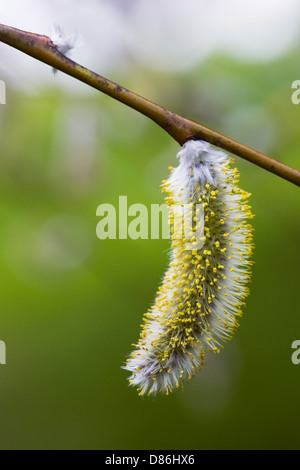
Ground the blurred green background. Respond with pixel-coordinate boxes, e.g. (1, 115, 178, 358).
(0, 4, 300, 451)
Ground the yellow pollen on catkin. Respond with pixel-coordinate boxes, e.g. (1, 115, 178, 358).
(124, 140, 254, 397)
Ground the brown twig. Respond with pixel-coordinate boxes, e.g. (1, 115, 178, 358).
(0, 23, 299, 186)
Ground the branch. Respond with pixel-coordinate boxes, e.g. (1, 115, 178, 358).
(0, 23, 299, 187)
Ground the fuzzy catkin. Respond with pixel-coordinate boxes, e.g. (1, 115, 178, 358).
(50, 25, 80, 74)
(124, 140, 254, 396)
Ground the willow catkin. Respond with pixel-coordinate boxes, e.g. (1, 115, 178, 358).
(124, 140, 254, 396)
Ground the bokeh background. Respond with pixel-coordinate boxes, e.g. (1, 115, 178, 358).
(0, 0, 299, 450)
